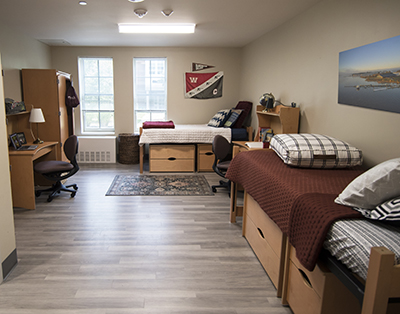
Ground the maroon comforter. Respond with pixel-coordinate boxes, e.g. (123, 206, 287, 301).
(226, 149, 364, 271)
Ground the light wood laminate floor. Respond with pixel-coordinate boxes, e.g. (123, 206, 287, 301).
(0, 163, 292, 314)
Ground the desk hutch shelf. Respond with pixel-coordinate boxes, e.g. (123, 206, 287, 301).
(255, 104, 300, 140)
(6, 110, 34, 143)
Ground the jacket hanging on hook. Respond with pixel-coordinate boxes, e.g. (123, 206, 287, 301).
(65, 79, 80, 108)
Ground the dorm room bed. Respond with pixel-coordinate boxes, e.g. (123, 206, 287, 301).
(226, 144, 400, 314)
(138, 124, 251, 173)
(138, 101, 253, 173)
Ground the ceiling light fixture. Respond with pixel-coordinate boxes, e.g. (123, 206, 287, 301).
(161, 9, 174, 17)
(133, 8, 148, 18)
(118, 23, 196, 34)
(128, 0, 144, 3)
(79, 1, 87, 5)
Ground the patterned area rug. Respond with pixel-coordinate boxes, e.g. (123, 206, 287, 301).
(106, 175, 214, 196)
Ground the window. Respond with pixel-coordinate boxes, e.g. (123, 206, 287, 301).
(133, 58, 167, 132)
(78, 57, 114, 133)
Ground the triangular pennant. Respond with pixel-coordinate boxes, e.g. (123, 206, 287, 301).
(192, 62, 215, 72)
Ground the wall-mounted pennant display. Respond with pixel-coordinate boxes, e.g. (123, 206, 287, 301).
(338, 35, 400, 114)
(185, 71, 223, 99)
(192, 62, 215, 72)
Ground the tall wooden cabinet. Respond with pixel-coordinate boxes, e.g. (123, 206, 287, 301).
(21, 69, 74, 161)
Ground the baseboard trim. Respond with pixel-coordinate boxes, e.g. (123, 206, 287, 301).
(2, 249, 17, 280)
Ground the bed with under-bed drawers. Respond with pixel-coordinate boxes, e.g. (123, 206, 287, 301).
(226, 133, 400, 314)
(138, 101, 253, 173)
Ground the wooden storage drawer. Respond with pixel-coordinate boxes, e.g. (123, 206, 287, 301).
(286, 258, 322, 314)
(150, 159, 195, 172)
(246, 194, 283, 257)
(285, 245, 361, 314)
(244, 194, 286, 295)
(149, 145, 195, 172)
(150, 145, 195, 159)
(197, 144, 214, 172)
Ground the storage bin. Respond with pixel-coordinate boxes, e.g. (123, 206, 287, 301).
(118, 133, 140, 164)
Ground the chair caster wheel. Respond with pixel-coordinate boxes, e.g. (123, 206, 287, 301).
(212, 187, 217, 193)
(71, 192, 76, 198)
(35, 191, 42, 197)
(73, 185, 78, 191)
(47, 197, 53, 202)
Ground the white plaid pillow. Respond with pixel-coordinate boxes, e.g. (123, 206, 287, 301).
(270, 133, 363, 168)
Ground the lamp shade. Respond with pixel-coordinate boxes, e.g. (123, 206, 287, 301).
(29, 108, 45, 123)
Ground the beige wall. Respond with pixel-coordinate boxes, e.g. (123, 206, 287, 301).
(51, 47, 242, 135)
(0, 21, 51, 101)
(240, 0, 400, 167)
(0, 54, 16, 280)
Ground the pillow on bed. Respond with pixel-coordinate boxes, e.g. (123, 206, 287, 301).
(207, 109, 231, 127)
(270, 133, 363, 169)
(224, 109, 243, 128)
(232, 101, 252, 128)
(353, 196, 400, 222)
(335, 158, 400, 209)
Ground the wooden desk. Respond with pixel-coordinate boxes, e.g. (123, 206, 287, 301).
(229, 141, 267, 223)
(8, 142, 58, 210)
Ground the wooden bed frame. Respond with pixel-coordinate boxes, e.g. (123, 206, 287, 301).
(138, 126, 253, 173)
(242, 191, 400, 314)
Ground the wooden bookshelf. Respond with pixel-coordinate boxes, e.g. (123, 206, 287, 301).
(255, 104, 299, 141)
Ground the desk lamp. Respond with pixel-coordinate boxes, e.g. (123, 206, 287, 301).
(29, 108, 45, 144)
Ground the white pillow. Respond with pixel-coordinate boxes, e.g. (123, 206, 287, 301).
(335, 158, 400, 209)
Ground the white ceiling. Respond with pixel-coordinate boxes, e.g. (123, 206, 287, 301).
(0, 0, 321, 47)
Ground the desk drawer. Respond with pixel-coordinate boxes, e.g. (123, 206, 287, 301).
(197, 144, 214, 172)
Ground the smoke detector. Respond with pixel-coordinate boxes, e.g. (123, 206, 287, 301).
(161, 9, 174, 17)
(134, 8, 148, 18)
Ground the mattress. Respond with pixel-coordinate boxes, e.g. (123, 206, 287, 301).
(324, 219, 400, 281)
(139, 124, 232, 145)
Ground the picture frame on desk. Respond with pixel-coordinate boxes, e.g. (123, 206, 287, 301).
(16, 132, 27, 144)
(9, 133, 21, 150)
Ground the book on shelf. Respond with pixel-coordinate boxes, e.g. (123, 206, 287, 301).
(259, 127, 274, 142)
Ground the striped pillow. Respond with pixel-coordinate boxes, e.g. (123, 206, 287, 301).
(354, 197, 400, 221)
(270, 133, 363, 168)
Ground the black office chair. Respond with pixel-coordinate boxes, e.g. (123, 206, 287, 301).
(34, 135, 79, 202)
(211, 135, 232, 193)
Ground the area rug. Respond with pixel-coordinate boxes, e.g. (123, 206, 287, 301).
(106, 175, 214, 196)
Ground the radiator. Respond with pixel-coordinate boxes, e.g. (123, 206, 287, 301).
(77, 136, 116, 163)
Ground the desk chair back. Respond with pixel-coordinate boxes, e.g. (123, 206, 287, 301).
(34, 135, 79, 202)
(211, 135, 232, 193)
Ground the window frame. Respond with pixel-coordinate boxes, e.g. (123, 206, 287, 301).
(78, 57, 115, 134)
(133, 57, 167, 133)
